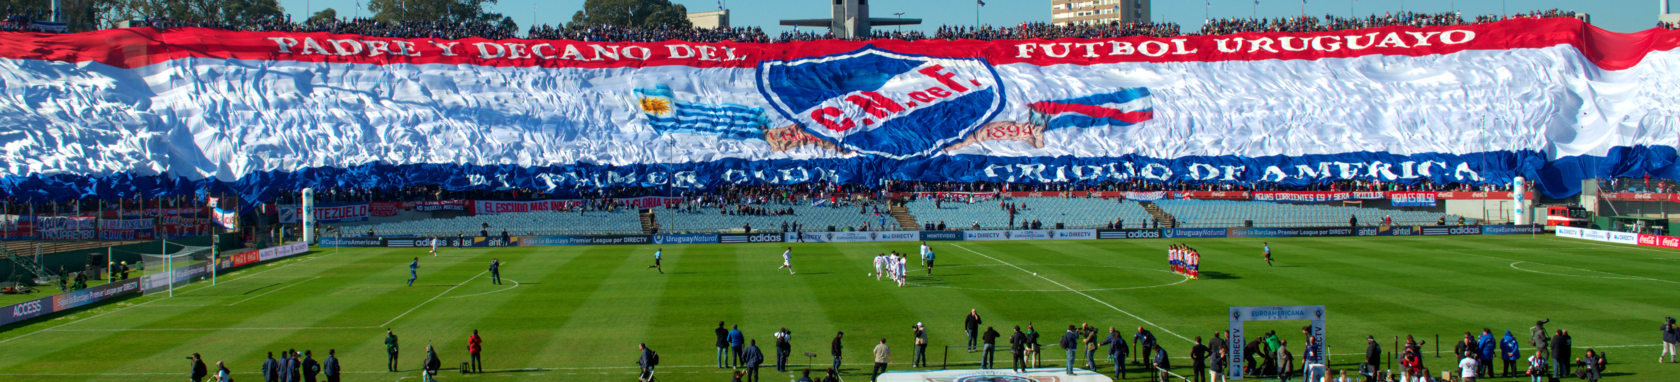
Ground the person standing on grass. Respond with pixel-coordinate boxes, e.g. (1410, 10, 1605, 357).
(872, 338, 891, 382)
(1553, 329, 1573, 379)
(1010, 326, 1028, 372)
(1262, 242, 1273, 267)
(874, 253, 885, 281)
(1026, 324, 1041, 368)
(1191, 336, 1210, 382)
(302, 350, 320, 382)
(1152, 344, 1172, 382)
(468, 330, 484, 373)
(982, 326, 1001, 369)
(1662, 317, 1678, 363)
(216, 361, 232, 382)
(407, 257, 419, 287)
(263, 352, 279, 382)
(1060, 325, 1080, 375)
(832, 331, 845, 373)
(422, 345, 440, 382)
(288, 350, 302, 382)
(743, 339, 764, 382)
(1101, 327, 1129, 379)
(429, 236, 439, 257)
(1276, 340, 1293, 382)
(913, 322, 929, 368)
(1458, 352, 1479, 382)
(728, 324, 745, 368)
(1478, 328, 1496, 377)
(775, 328, 793, 373)
(1135, 327, 1157, 366)
(1211, 346, 1228, 382)
(964, 309, 983, 352)
(647, 248, 663, 274)
(778, 247, 795, 274)
(489, 258, 501, 285)
(323, 349, 340, 382)
(189, 353, 208, 382)
(385, 330, 400, 372)
(717, 322, 731, 368)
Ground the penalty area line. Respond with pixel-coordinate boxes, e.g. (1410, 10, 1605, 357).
(951, 244, 1193, 344)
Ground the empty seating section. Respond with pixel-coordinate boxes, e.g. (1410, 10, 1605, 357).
(1153, 200, 1466, 228)
(344, 210, 642, 236)
(655, 204, 887, 233)
(907, 197, 1153, 229)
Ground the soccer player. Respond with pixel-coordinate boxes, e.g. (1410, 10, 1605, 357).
(880, 254, 893, 281)
(489, 258, 501, 285)
(1188, 247, 1200, 280)
(898, 254, 909, 286)
(647, 248, 664, 274)
(1262, 242, 1273, 267)
(429, 237, 439, 257)
(407, 257, 419, 287)
(778, 247, 794, 274)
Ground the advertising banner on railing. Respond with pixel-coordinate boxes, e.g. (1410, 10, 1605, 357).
(1638, 233, 1680, 249)
(1121, 191, 1170, 201)
(37, 216, 95, 240)
(213, 208, 238, 229)
(1481, 225, 1545, 235)
(1252, 192, 1355, 203)
(369, 202, 401, 217)
(653, 233, 721, 245)
(1174, 191, 1252, 200)
(414, 200, 470, 211)
(0, 19, 1673, 206)
(319, 237, 386, 247)
(1097, 229, 1164, 239)
(472, 197, 679, 216)
(918, 231, 965, 241)
(311, 203, 369, 223)
(1228, 227, 1358, 238)
(1, 278, 140, 327)
(516, 235, 652, 246)
(1390, 191, 1439, 207)
(1163, 228, 1230, 239)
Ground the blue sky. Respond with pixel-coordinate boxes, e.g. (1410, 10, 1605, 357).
(280, 0, 1668, 35)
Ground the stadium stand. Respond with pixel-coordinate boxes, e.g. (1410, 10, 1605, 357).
(907, 197, 1154, 230)
(1152, 199, 1469, 228)
(654, 203, 889, 234)
(342, 210, 643, 237)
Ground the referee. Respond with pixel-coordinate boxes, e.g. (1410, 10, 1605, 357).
(647, 249, 663, 274)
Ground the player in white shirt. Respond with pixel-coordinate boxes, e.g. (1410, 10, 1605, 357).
(897, 253, 909, 287)
(919, 242, 932, 268)
(429, 237, 439, 257)
(777, 247, 795, 274)
(880, 254, 893, 281)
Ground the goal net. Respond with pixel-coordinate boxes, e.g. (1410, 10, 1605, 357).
(136, 244, 214, 296)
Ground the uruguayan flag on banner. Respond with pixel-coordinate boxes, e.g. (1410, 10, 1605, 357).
(635, 85, 769, 140)
(1026, 87, 1154, 130)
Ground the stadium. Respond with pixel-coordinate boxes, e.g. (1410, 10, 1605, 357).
(0, 0, 1677, 381)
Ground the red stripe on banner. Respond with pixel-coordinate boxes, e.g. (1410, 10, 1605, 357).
(1027, 102, 1153, 123)
(0, 19, 1672, 70)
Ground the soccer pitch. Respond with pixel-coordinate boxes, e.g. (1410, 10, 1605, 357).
(0, 235, 1675, 381)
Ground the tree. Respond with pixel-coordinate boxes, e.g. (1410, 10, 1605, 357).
(496, 15, 516, 31)
(570, 0, 690, 28)
(366, 0, 504, 24)
(108, 0, 282, 29)
(306, 8, 337, 24)
(0, 0, 119, 32)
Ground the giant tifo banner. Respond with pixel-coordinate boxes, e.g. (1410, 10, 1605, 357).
(0, 18, 1674, 205)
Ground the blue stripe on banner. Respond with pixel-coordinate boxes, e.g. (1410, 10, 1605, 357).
(1047, 87, 1151, 106)
(1045, 114, 1150, 130)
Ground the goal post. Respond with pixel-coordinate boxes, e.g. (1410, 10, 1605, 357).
(134, 242, 214, 297)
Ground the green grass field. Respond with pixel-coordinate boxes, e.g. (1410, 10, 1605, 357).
(0, 235, 1675, 381)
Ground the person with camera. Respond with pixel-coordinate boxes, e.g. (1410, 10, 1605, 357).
(188, 353, 208, 382)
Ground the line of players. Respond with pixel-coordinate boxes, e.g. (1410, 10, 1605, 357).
(872, 242, 936, 287)
(1169, 244, 1200, 279)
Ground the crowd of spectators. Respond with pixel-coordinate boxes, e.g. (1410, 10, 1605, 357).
(1, 9, 66, 33)
(25, 7, 1597, 42)
(1661, 21, 1679, 30)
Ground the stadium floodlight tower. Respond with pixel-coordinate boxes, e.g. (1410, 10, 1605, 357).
(780, 0, 921, 39)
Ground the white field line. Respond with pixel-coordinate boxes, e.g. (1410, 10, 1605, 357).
(444, 278, 519, 299)
(381, 270, 488, 327)
(227, 276, 321, 306)
(45, 326, 377, 332)
(1439, 249, 1680, 284)
(953, 244, 1193, 344)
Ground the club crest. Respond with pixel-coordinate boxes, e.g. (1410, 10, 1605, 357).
(757, 46, 1005, 158)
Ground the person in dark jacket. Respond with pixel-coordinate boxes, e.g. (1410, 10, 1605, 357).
(1277, 341, 1294, 382)
(189, 353, 208, 382)
(1364, 336, 1382, 382)
(965, 309, 983, 352)
(981, 326, 1000, 369)
(1009, 326, 1028, 372)
(1500, 331, 1521, 378)
(832, 331, 844, 373)
(636, 343, 657, 380)
(1152, 345, 1171, 382)
(1662, 317, 1678, 363)
(323, 349, 341, 382)
(1552, 329, 1572, 379)
(262, 352, 280, 382)
(1060, 325, 1080, 375)
(422, 345, 440, 382)
(717, 322, 731, 369)
(1082, 324, 1100, 371)
(1243, 337, 1262, 377)
(385, 330, 400, 372)
(743, 340, 765, 382)
(1135, 327, 1157, 366)
(277, 351, 294, 382)
(1211, 346, 1228, 382)
(288, 350, 302, 382)
(1191, 337, 1210, 382)
(775, 328, 793, 373)
(1575, 349, 1603, 381)
(302, 351, 321, 382)
(1026, 324, 1041, 367)
(1100, 327, 1129, 379)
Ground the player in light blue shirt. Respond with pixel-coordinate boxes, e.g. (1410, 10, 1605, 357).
(647, 248, 664, 274)
(1262, 243, 1273, 267)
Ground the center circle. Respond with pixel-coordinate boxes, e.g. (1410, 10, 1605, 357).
(903, 264, 1189, 292)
